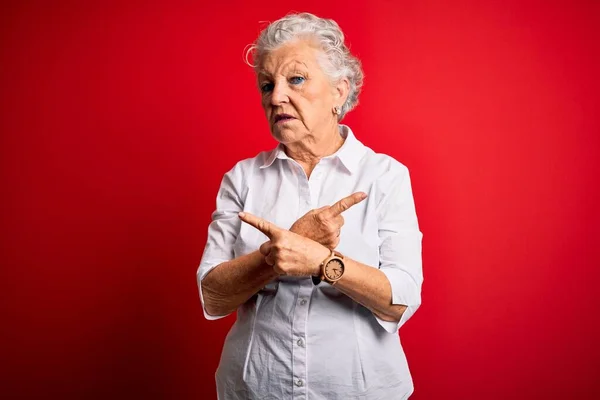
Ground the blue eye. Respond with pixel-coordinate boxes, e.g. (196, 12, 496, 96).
(260, 83, 274, 93)
(290, 76, 305, 85)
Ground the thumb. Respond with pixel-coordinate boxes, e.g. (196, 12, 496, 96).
(259, 241, 272, 256)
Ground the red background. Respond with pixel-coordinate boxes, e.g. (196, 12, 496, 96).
(1, 1, 599, 399)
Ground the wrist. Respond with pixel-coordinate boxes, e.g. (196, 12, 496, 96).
(318, 249, 346, 285)
(313, 245, 331, 276)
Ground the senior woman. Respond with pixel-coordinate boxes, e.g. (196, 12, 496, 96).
(197, 12, 423, 400)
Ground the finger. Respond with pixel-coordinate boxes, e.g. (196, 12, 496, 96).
(259, 241, 272, 256)
(238, 212, 281, 239)
(265, 252, 276, 266)
(311, 205, 330, 221)
(272, 263, 284, 275)
(326, 192, 368, 217)
(331, 237, 340, 249)
(333, 215, 344, 228)
(324, 236, 340, 250)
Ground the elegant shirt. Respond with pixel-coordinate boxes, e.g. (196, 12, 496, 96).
(197, 125, 423, 400)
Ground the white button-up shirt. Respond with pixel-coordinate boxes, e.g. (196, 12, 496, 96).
(197, 125, 423, 399)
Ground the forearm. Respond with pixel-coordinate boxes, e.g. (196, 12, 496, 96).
(201, 250, 278, 316)
(334, 257, 407, 323)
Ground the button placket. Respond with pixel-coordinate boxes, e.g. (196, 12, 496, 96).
(309, 160, 333, 208)
(291, 161, 314, 399)
(291, 280, 312, 398)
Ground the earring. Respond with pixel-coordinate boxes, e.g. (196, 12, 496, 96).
(333, 106, 341, 115)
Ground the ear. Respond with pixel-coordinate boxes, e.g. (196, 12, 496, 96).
(333, 77, 350, 107)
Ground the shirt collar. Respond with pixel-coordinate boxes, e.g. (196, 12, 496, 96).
(260, 124, 366, 174)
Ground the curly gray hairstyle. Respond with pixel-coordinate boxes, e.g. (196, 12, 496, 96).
(245, 12, 364, 121)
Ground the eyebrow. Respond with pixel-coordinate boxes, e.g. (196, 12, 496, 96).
(258, 60, 309, 79)
(258, 70, 272, 80)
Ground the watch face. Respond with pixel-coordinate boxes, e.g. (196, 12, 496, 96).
(325, 259, 344, 281)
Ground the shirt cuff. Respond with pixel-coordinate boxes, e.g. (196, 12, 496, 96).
(197, 263, 233, 321)
(375, 267, 422, 333)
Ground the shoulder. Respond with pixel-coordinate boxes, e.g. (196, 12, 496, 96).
(359, 147, 416, 210)
(220, 149, 275, 185)
(361, 147, 411, 181)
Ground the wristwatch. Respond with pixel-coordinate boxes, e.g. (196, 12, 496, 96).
(319, 249, 345, 284)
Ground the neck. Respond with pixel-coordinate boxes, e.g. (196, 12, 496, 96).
(284, 124, 345, 178)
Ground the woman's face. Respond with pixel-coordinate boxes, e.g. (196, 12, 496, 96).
(258, 39, 347, 145)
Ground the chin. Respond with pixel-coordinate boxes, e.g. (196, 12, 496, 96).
(270, 126, 302, 144)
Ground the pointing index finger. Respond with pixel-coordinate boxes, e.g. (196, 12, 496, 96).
(238, 212, 281, 239)
(327, 192, 368, 217)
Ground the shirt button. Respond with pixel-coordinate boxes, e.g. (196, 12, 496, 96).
(297, 338, 305, 347)
(295, 379, 304, 387)
(300, 299, 307, 305)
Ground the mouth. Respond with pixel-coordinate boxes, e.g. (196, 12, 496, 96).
(274, 113, 296, 124)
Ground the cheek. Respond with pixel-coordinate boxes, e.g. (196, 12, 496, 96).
(261, 97, 271, 113)
(304, 86, 331, 110)
(302, 100, 328, 122)
(294, 92, 323, 118)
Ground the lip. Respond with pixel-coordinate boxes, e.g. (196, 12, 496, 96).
(274, 113, 296, 124)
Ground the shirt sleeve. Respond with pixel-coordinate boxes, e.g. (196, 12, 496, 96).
(196, 164, 244, 321)
(375, 163, 424, 333)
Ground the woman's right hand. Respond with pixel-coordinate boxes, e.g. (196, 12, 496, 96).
(289, 192, 367, 249)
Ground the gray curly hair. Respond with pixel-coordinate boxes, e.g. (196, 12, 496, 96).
(245, 12, 364, 121)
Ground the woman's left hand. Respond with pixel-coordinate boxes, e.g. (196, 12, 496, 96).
(238, 212, 330, 277)
(289, 192, 367, 249)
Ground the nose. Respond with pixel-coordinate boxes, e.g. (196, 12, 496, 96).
(270, 81, 289, 106)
